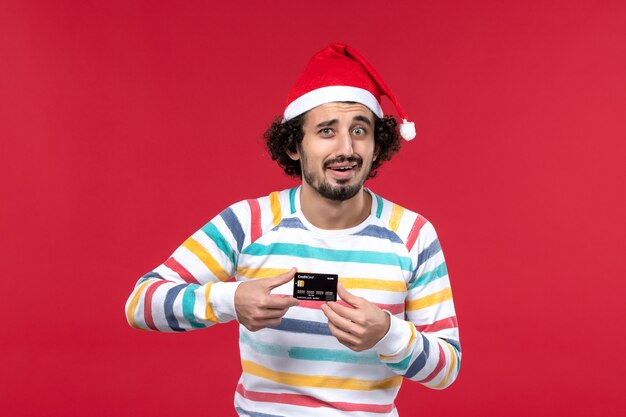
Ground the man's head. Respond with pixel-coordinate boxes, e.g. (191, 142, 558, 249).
(264, 103, 401, 187)
(264, 43, 410, 198)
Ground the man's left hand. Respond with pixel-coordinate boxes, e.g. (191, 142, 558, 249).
(321, 282, 390, 352)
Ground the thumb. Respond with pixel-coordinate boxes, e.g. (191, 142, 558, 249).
(265, 267, 297, 290)
(337, 282, 361, 307)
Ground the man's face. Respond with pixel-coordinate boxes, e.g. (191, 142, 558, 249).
(290, 102, 377, 201)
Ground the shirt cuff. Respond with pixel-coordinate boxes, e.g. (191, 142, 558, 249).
(372, 312, 413, 357)
(209, 281, 242, 323)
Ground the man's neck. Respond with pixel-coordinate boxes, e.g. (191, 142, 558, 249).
(299, 183, 372, 230)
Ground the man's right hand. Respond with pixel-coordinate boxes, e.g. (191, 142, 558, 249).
(234, 267, 299, 332)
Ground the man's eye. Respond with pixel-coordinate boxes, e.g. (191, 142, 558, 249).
(319, 128, 333, 136)
(353, 127, 365, 135)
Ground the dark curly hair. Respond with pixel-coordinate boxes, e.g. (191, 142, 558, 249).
(264, 112, 401, 178)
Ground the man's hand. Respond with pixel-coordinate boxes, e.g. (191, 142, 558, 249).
(234, 268, 299, 332)
(321, 282, 390, 352)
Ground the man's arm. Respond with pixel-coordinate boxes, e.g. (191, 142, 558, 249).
(125, 202, 298, 332)
(322, 221, 461, 389)
(125, 216, 242, 331)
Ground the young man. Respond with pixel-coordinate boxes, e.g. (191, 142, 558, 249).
(126, 43, 460, 417)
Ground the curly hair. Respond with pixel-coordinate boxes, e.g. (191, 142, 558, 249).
(264, 112, 401, 178)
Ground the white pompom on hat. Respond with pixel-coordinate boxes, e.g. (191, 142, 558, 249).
(282, 43, 416, 141)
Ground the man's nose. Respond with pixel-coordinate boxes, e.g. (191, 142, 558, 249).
(336, 130, 354, 156)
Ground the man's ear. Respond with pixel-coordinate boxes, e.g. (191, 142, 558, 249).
(286, 147, 300, 161)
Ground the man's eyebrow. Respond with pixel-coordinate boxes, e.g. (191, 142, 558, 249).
(315, 119, 338, 128)
(353, 115, 373, 126)
(313, 115, 373, 129)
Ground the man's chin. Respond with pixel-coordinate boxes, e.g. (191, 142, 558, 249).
(316, 182, 363, 201)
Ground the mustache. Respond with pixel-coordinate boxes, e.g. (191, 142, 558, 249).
(323, 155, 363, 168)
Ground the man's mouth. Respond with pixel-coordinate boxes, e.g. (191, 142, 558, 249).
(327, 162, 358, 172)
(324, 156, 362, 173)
(324, 159, 361, 182)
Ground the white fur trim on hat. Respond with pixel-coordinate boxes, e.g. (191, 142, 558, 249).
(283, 85, 383, 122)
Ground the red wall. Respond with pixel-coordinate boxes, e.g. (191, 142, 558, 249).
(2, 1, 625, 416)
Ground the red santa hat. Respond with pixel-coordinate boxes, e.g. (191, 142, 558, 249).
(282, 43, 416, 141)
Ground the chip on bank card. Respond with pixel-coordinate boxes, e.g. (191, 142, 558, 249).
(293, 272, 338, 301)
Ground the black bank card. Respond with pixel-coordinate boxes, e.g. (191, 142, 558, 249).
(293, 272, 338, 301)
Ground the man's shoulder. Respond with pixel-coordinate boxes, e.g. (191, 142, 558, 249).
(227, 187, 297, 213)
(202, 188, 298, 251)
(369, 190, 426, 225)
(368, 190, 435, 251)
(217, 187, 298, 226)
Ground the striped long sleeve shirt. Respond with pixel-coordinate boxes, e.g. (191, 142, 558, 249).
(126, 187, 461, 417)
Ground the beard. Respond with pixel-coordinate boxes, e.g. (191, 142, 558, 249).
(300, 152, 371, 202)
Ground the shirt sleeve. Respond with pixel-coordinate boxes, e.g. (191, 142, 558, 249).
(373, 220, 461, 389)
(125, 201, 250, 331)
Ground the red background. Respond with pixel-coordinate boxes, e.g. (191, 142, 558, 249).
(1, 1, 625, 416)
